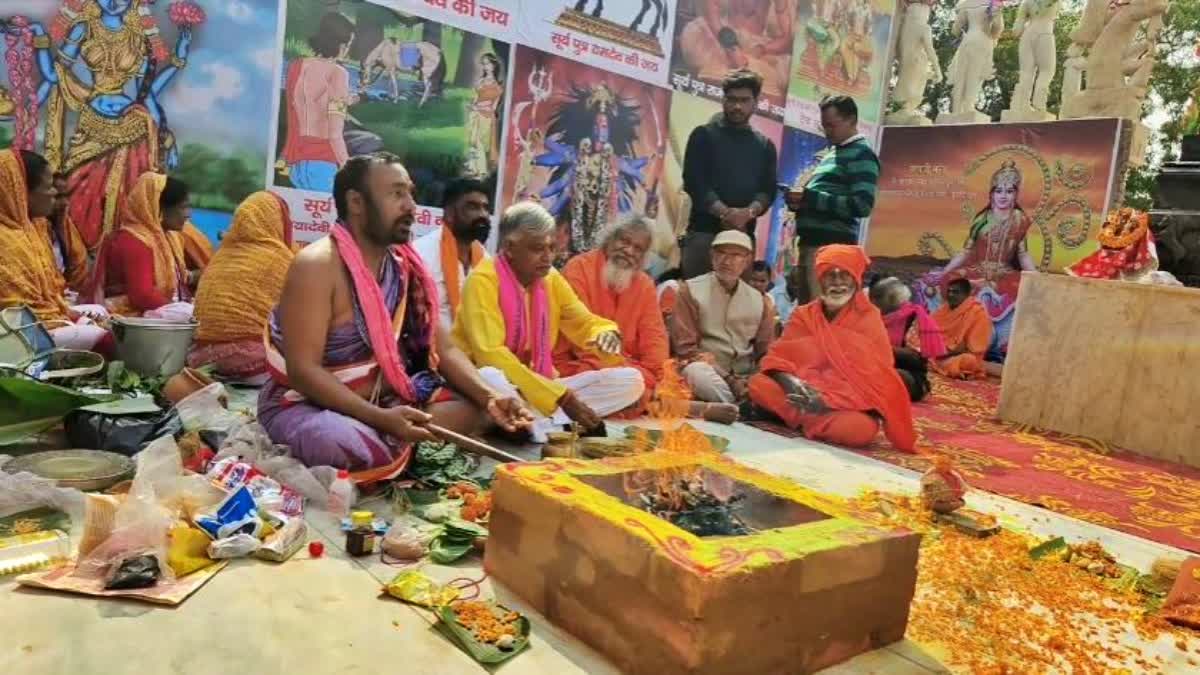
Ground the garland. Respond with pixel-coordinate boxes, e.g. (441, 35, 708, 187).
(1096, 208, 1148, 250)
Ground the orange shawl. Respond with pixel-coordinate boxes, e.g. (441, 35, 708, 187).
(0, 150, 71, 322)
(933, 297, 993, 357)
(761, 245, 916, 451)
(439, 224, 485, 322)
(195, 192, 295, 343)
(91, 172, 188, 313)
(175, 221, 214, 270)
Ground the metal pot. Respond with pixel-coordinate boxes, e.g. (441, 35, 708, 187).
(110, 317, 198, 378)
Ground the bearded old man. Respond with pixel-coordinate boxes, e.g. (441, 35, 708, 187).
(454, 202, 646, 441)
(748, 245, 917, 451)
(556, 214, 740, 424)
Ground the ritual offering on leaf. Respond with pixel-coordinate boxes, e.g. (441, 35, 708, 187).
(436, 600, 530, 664)
(920, 455, 967, 514)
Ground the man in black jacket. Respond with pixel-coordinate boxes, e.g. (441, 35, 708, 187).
(680, 68, 778, 279)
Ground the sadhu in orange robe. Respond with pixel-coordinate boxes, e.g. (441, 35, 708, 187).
(932, 294, 993, 380)
(554, 249, 669, 416)
(748, 245, 917, 452)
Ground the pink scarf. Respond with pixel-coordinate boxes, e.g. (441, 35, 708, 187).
(495, 254, 553, 377)
(331, 225, 441, 402)
(883, 302, 947, 359)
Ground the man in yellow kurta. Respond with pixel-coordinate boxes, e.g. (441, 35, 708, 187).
(453, 202, 645, 440)
(932, 278, 993, 379)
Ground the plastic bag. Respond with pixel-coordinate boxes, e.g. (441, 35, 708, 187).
(104, 553, 162, 590)
(207, 533, 262, 559)
(0, 461, 86, 524)
(143, 301, 195, 323)
(205, 457, 303, 518)
(255, 518, 308, 562)
(213, 423, 327, 509)
(175, 383, 242, 434)
(258, 455, 328, 506)
(382, 519, 435, 560)
(195, 487, 262, 540)
(166, 525, 217, 577)
(213, 422, 274, 463)
(63, 408, 182, 456)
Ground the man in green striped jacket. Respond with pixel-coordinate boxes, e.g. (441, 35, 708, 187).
(784, 95, 881, 303)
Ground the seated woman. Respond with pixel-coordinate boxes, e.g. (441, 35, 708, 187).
(0, 149, 108, 350)
(189, 192, 296, 382)
(174, 221, 214, 273)
(90, 173, 195, 319)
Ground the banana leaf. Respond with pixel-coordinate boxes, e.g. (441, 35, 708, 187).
(429, 537, 474, 564)
(435, 603, 530, 664)
(0, 376, 114, 445)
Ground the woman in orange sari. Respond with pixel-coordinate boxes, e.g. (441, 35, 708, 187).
(0, 149, 108, 350)
(89, 172, 194, 318)
(188, 192, 296, 382)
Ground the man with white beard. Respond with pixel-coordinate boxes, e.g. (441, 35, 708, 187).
(671, 231, 776, 409)
(557, 215, 740, 423)
(748, 245, 917, 451)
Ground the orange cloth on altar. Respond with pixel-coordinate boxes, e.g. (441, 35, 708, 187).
(555, 250, 668, 412)
(0, 150, 71, 322)
(90, 172, 188, 315)
(194, 192, 295, 344)
(748, 244, 917, 452)
(932, 297, 992, 380)
(175, 222, 214, 271)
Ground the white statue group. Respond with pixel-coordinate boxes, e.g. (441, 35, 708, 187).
(886, 0, 1169, 150)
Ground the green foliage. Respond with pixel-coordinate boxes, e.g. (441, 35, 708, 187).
(173, 143, 265, 213)
(283, 36, 313, 60)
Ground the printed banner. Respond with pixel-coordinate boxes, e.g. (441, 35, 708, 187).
(650, 91, 783, 276)
(0, 0, 280, 246)
(785, 0, 895, 139)
(667, 0, 798, 121)
(388, 0, 517, 41)
(271, 1, 510, 242)
(514, 0, 674, 87)
(499, 46, 671, 260)
(866, 119, 1125, 353)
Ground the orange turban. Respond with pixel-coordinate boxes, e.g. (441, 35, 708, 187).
(814, 244, 871, 285)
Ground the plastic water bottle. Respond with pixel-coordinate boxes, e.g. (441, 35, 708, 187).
(327, 469, 355, 517)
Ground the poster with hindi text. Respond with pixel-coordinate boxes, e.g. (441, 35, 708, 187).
(389, 0, 517, 41)
(514, 0, 675, 87)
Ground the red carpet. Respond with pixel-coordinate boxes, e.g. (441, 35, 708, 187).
(751, 376, 1200, 553)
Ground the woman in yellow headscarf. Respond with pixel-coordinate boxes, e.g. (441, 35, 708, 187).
(89, 172, 194, 319)
(0, 149, 108, 350)
(188, 192, 296, 381)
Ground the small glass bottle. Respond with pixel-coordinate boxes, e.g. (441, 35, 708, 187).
(345, 510, 376, 557)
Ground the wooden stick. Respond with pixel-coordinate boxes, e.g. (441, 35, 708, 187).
(427, 424, 527, 464)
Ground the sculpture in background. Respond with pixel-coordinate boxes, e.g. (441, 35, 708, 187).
(887, 0, 941, 126)
(939, 0, 1005, 124)
(1002, 0, 1060, 122)
(1059, 0, 1169, 164)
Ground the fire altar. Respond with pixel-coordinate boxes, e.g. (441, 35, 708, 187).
(485, 451, 921, 674)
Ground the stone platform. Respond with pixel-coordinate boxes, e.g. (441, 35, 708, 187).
(485, 452, 921, 675)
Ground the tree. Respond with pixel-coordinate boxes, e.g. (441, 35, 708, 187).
(922, 0, 1199, 209)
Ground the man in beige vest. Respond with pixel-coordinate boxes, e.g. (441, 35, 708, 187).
(671, 231, 777, 403)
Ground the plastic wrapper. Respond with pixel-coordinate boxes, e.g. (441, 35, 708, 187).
(213, 422, 275, 463)
(255, 519, 307, 562)
(384, 570, 460, 608)
(206, 457, 302, 518)
(166, 525, 217, 577)
(175, 383, 242, 434)
(213, 424, 324, 511)
(195, 486, 262, 540)
(207, 533, 262, 559)
(64, 408, 182, 456)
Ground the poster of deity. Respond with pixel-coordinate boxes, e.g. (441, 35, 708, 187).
(866, 119, 1125, 355)
(499, 46, 670, 260)
(763, 126, 829, 315)
(514, 0, 675, 87)
(648, 91, 782, 276)
(785, 0, 895, 138)
(0, 0, 279, 247)
(271, 1, 510, 242)
(667, 0, 799, 121)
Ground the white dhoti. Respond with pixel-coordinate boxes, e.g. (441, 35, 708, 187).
(681, 362, 736, 404)
(478, 366, 645, 442)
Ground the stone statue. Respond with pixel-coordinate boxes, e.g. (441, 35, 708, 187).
(1059, 0, 1169, 164)
(886, 0, 942, 126)
(1001, 0, 1060, 122)
(939, 0, 1005, 125)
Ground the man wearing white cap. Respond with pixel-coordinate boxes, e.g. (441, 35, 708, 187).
(670, 230, 776, 405)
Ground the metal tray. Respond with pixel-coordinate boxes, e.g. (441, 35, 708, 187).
(4, 449, 135, 491)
